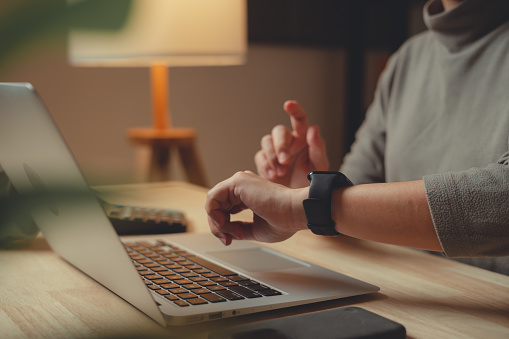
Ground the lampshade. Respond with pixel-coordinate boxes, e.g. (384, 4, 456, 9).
(68, 0, 247, 67)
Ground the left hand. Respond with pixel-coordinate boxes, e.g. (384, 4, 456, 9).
(205, 171, 308, 245)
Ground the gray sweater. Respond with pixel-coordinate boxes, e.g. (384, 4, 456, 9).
(340, 0, 509, 274)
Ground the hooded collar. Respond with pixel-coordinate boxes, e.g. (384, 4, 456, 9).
(423, 0, 509, 52)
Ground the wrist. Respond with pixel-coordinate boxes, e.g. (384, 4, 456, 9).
(290, 187, 309, 232)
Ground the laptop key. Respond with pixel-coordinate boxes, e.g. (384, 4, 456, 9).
(229, 275, 249, 282)
(174, 300, 189, 307)
(215, 290, 244, 301)
(208, 285, 226, 291)
(160, 283, 179, 289)
(257, 289, 283, 296)
(219, 281, 239, 287)
(152, 279, 171, 284)
(182, 283, 202, 290)
(187, 298, 208, 305)
(179, 292, 199, 299)
(229, 285, 262, 298)
(201, 293, 226, 303)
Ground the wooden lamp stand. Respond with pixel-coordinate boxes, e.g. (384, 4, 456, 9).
(127, 65, 207, 186)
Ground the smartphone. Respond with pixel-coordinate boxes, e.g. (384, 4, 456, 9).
(208, 307, 406, 339)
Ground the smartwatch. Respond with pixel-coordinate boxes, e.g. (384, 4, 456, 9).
(303, 171, 353, 236)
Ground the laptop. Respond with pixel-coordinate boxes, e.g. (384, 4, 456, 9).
(0, 83, 379, 326)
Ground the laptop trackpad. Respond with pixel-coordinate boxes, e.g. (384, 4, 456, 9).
(208, 247, 308, 272)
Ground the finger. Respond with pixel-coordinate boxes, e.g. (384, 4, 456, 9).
(271, 124, 293, 165)
(208, 214, 248, 245)
(259, 135, 280, 178)
(284, 100, 309, 138)
(306, 125, 329, 171)
(208, 215, 234, 246)
(254, 150, 276, 180)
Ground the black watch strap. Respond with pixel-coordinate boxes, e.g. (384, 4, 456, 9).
(302, 171, 353, 236)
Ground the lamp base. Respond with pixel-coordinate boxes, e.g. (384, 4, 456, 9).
(128, 127, 207, 187)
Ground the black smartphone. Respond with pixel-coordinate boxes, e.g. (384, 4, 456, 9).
(208, 307, 406, 339)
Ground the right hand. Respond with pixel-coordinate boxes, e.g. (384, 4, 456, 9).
(205, 171, 308, 245)
(255, 101, 329, 188)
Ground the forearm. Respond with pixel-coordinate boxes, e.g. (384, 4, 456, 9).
(293, 180, 443, 251)
(333, 180, 441, 251)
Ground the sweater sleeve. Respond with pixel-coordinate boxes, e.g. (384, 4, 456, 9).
(339, 54, 398, 184)
(424, 151, 509, 257)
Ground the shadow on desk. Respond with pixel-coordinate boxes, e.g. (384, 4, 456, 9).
(6, 234, 50, 251)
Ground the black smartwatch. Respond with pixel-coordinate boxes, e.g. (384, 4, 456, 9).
(303, 171, 353, 236)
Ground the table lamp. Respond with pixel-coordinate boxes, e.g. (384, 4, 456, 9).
(68, 0, 247, 186)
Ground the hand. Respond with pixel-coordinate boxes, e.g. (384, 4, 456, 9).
(255, 101, 329, 188)
(205, 171, 308, 245)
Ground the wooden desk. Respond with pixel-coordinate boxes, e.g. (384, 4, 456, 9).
(2, 181, 509, 338)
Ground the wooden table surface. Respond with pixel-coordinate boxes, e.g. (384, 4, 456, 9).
(1, 181, 509, 338)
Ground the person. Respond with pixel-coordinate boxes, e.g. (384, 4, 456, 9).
(205, 0, 509, 274)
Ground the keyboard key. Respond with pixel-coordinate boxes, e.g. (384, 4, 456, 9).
(160, 283, 179, 289)
(155, 289, 171, 295)
(151, 267, 169, 272)
(179, 292, 199, 299)
(174, 279, 192, 285)
(145, 274, 161, 280)
(182, 283, 202, 290)
(247, 284, 270, 291)
(229, 275, 249, 282)
(216, 290, 244, 301)
(201, 293, 226, 303)
(208, 285, 226, 291)
(159, 273, 182, 280)
(257, 289, 283, 296)
(174, 300, 189, 307)
(187, 298, 208, 305)
(229, 285, 262, 298)
(181, 272, 199, 278)
(219, 281, 239, 287)
(153, 279, 171, 284)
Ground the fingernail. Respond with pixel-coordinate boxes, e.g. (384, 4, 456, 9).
(219, 236, 227, 246)
(267, 169, 276, 179)
(279, 152, 290, 163)
(218, 234, 232, 246)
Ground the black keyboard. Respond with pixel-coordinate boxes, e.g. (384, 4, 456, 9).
(102, 202, 187, 235)
(124, 240, 282, 307)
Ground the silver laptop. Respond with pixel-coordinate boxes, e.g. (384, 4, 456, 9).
(0, 83, 378, 326)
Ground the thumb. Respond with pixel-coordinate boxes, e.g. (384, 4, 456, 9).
(306, 125, 329, 170)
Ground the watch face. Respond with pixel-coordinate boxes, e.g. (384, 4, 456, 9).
(307, 171, 339, 181)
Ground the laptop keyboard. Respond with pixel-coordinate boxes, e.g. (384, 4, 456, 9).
(123, 240, 282, 307)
